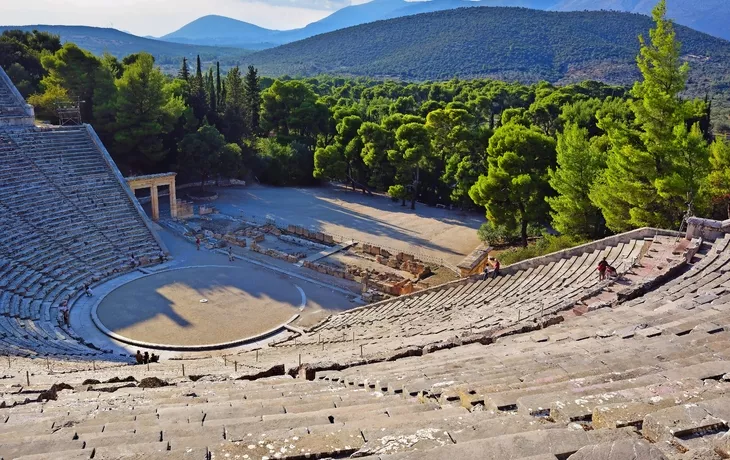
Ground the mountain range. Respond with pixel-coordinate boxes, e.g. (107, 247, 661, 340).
(160, 0, 730, 49)
(237, 6, 730, 91)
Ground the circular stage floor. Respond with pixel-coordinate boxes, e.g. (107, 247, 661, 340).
(95, 266, 304, 348)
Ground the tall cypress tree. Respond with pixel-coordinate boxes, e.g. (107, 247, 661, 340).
(187, 55, 208, 123)
(178, 57, 189, 81)
(207, 68, 216, 114)
(216, 62, 223, 109)
(243, 65, 261, 136)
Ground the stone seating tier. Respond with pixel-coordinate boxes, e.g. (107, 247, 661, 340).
(0, 126, 162, 359)
(0, 277, 728, 459)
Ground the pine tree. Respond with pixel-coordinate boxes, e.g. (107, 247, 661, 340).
(178, 57, 189, 81)
(708, 139, 730, 218)
(546, 124, 606, 237)
(469, 123, 556, 246)
(243, 65, 261, 136)
(590, 0, 709, 231)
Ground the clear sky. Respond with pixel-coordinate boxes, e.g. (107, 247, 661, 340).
(1, 0, 372, 37)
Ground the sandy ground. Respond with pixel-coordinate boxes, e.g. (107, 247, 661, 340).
(94, 230, 358, 347)
(209, 185, 485, 265)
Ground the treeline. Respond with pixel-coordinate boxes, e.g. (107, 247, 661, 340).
(2, 1, 729, 248)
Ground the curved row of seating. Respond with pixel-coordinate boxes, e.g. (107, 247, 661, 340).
(296, 236, 667, 346)
(0, 236, 727, 459)
(0, 127, 162, 358)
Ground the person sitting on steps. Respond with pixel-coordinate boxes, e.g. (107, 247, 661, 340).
(135, 350, 144, 364)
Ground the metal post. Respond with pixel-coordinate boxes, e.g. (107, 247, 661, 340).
(92, 361, 96, 371)
(256, 349, 259, 362)
(224, 356, 227, 366)
(352, 331, 355, 345)
(182, 364, 185, 376)
(235, 361, 238, 372)
(26, 370, 30, 386)
(518, 309, 521, 321)
(360, 344, 363, 357)
(147, 363, 150, 371)
(298, 354, 302, 366)
(540, 304, 544, 328)
(46, 358, 49, 371)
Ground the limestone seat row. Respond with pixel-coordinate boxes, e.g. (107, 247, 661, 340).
(0, 127, 162, 358)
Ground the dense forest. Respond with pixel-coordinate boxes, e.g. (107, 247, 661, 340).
(2, 1, 729, 257)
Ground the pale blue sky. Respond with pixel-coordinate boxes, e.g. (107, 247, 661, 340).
(1, 0, 371, 36)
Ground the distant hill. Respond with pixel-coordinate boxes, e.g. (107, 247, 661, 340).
(160, 15, 280, 50)
(0, 25, 252, 67)
(241, 8, 730, 86)
(552, 0, 729, 42)
(159, 0, 730, 49)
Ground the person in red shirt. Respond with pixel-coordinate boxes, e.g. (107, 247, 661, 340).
(196, 237, 201, 250)
(492, 259, 501, 279)
(597, 258, 609, 281)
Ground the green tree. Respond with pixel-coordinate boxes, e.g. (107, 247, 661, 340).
(243, 65, 261, 136)
(469, 123, 556, 246)
(388, 184, 408, 206)
(546, 124, 606, 237)
(314, 115, 369, 191)
(0, 30, 60, 96)
(391, 122, 432, 210)
(40, 43, 109, 122)
(222, 66, 245, 143)
(178, 57, 189, 81)
(114, 53, 184, 168)
(178, 124, 239, 190)
(260, 80, 328, 144)
(187, 55, 207, 123)
(426, 108, 474, 202)
(359, 121, 394, 190)
(255, 138, 297, 185)
(707, 139, 730, 218)
(590, 0, 709, 231)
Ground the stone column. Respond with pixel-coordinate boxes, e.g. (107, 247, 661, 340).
(169, 179, 177, 218)
(150, 185, 159, 221)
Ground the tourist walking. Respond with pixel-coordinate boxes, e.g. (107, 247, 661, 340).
(196, 237, 201, 251)
(228, 246, 235, 262)
(492, 259, 501, 279)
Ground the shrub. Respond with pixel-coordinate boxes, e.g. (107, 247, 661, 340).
(477, 222, 542, 246)
(497, 234, 588, 266)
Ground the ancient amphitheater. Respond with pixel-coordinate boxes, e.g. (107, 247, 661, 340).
(1, 66, 730, 459)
